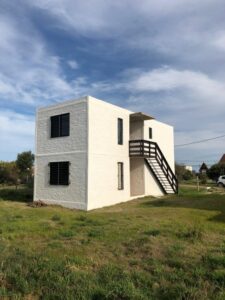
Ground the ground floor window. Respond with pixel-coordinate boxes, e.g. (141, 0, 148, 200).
(49, 161, 70, 185)
(118, 162, 124, 190)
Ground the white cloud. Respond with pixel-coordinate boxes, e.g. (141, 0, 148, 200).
(129, 67, 225, 104)
(212, 32, 225, 51)
(67, 60, 79, 69)
(0, 0, 224, 164)
(0, 110, 35, 160)
(0, 13, 86, 106)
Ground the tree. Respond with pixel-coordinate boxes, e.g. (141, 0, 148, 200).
(183, 170, 194, 181)
(207, 163, 225, 181)
(0, 161, 19, 187)
(16, 151, 34, 183)
(175, 163, 186, 181)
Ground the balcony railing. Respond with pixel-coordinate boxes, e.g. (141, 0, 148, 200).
(129, 140, 156, 157)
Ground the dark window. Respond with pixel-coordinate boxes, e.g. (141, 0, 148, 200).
(118, 118, 123, 145)
(51, 113, 70, 138)
(50, 161, 69, 185)
(149, 128, 152, 139)
(118, 162, 124, 190)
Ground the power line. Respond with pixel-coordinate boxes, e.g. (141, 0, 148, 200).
(175, 134, 225, 147)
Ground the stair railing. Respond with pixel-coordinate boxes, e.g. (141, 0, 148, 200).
(129, 140, 178, 194)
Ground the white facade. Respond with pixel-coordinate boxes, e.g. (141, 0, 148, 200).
(185, 165, 193, 172)
(34, 96, 176, 210)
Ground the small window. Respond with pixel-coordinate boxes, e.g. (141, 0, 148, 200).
(149, 128, 152, 139)
(49, 161, 69, 185)
(118, 162, 124, 190)
(51, 113, 70, 138)
(118, 118, 123, 145)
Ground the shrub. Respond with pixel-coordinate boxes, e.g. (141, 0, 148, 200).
(207, 163, 225, 181)
(199, 174, 208, 184)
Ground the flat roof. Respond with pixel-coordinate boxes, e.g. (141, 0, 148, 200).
(130, 112, 154, 121)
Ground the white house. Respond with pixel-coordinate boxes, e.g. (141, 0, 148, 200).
(34, 96, 177, 210)
(185, 165, 193, 172)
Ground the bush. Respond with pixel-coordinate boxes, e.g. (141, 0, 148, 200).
(183, 170, 194, 181)
(199, 174, 208, 184)
(0, 188, 33, 202)
(207, 163, 225, 181)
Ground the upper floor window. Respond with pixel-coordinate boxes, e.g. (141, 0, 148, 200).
(149, 127, 152, 139)
(118, 118, 123, 145)
(49, 161, 70, 185)
(51, 113, 70, 138)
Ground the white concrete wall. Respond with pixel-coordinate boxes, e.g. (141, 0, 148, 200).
(143, 119, 175, 196)
(87, 96, 131, 210)
(144, 161, 164, 196)
(144, 119, 175, 171)
(34, 98, 88, 210)
(130, 158, 145, 196)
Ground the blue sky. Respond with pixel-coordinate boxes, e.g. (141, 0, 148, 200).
(0, 0, 225, 169)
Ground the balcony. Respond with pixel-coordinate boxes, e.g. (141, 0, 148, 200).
(129, 140, 156, 157)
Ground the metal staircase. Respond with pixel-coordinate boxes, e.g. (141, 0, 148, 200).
(129, 140, 178, 194)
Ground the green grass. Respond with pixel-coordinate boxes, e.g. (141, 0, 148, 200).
(0, 186, 225, 299)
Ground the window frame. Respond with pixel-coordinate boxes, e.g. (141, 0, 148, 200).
(117, 118, 123, 145)
(117, 162, 124, 190)
(50, 113, 70, 138)
(49, 161, 70, 185)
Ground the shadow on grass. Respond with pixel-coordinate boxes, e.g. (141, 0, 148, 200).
(142, 193, 225, 223)
(0, 188, 33, 202)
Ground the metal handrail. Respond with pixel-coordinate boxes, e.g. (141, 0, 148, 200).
(129, 139, 178, 194)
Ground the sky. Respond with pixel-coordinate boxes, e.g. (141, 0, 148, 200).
(0, 0, 225, 169)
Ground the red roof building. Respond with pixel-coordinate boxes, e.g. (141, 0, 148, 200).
(219, 154, 225, 164)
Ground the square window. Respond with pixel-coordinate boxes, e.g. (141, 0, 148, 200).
(51, 113, 70, 138)
(50, 161, 69, 185)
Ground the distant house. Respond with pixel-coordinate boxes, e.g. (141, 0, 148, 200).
(219, 154, 225, 164)
(199, 162, 208, 174)
(185, 165, 193, 172)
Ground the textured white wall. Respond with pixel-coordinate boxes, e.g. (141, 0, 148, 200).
(34, 98, 88, 210)
(143, 119, 175, 196)
(87, 96, 131, 210)
(144, 119, 175, 171)
(144, 161, 164, 196)
(130, 158, 145, 196)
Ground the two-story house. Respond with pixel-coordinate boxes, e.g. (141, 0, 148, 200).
(34, 96, 177, 210)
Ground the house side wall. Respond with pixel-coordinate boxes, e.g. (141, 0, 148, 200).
(144, 119, 175, 171)
(144, 162, 164, 196)
(34, 99, 88, 210)
(130, 158, 145, 196)
(87, 96, 131, 210)
(143, 119, 175, 196)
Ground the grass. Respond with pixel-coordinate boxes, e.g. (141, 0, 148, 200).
(0, 186, 225, 298)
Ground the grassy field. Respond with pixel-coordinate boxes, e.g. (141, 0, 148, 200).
(0, 186, 225, 299)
